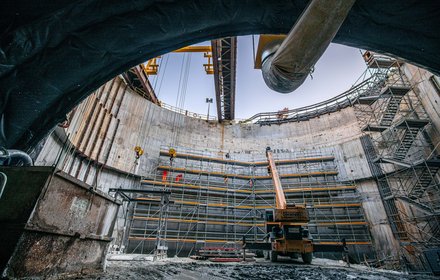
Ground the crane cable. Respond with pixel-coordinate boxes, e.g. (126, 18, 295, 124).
(139, 59, 167, 158)
(170, 53, 192, 147)
(135, 53, 173, 167)
(126, 55, 169, 179)
(163, 52, 191, 254)
(126, 53, 172, 181)
(175, 53, 192, 145)
(154, 54, 170, 98)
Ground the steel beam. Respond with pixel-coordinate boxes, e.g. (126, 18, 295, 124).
(212, 37, 237, 121)
(109, 188, 171, 195)
(122, 65, 159, 105)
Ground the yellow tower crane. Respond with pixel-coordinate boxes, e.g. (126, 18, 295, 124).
(143, 46, 214, 75)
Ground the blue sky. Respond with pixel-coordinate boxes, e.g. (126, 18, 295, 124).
(148, 36, 367, 120)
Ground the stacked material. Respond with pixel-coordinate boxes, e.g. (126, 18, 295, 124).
(191, 247, 255, 262)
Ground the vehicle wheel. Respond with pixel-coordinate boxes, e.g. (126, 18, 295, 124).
(270, 251, 278, 262)
(301, 252, 312, 264)
(263, 250, 270, 260)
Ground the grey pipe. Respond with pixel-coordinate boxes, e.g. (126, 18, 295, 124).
(0, 172, 7, 199)
(261, 0, 356, 93)
(0, 148, 33, 166)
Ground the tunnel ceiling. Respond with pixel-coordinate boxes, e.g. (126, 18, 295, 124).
(0, 0, 439, 150)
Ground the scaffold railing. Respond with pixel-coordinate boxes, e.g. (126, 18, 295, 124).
(355, 51, 440, 273)
(127, 146, 373, 262)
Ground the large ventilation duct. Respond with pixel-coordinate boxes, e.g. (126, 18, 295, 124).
(261, 0, 356, 93)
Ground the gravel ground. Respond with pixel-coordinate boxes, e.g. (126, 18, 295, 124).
(72, 256, 438, 280)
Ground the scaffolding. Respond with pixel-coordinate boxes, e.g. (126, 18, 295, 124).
(126, 146, 373, 261)
(355, 51, 440, 273)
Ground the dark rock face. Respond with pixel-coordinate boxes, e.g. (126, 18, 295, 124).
(0, 0, 439, 149)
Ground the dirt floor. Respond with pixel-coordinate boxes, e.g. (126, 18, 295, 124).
(74, 255, 438, 280)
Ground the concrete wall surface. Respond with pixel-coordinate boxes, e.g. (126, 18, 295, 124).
(403, 64, 440, 150)
(30, 61, 440, 270)
(42, 79, 372, 182)
(356, 180, 399, 258)
(33, 78, 391, 258)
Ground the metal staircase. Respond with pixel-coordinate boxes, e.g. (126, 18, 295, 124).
(380, 96, 403, 126)
(359, 74, 387, 98)
(360, 85, 411, 132)
(394, 120, 429, 161)
(360, 135, 408, 240)
(356, 52, 440, 274)
(379, 86, 410, 126)
(427, 219, 440, 244)
(396, 196, 435, 214)
(394, 127, 423, 160)
(409, 160, 440, 199)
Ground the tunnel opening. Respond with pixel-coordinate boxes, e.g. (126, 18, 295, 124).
(1, 0, 440, 278)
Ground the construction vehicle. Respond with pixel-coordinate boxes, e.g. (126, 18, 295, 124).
(263, 147, 313, 263)
(242, 147, 347, 263)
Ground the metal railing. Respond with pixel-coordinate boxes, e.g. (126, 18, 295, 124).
(159, 102, 217, 121)
(240, 73, 387, 125)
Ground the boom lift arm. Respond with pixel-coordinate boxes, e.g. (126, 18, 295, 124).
(266, 147, 287, 210)
(242, 148, 348, 264)
(264, 147, 313, 263)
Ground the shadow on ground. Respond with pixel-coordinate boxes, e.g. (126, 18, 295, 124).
(73, 257, 437, 280)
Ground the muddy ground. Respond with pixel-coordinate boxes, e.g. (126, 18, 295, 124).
(75, 256, 437, 280)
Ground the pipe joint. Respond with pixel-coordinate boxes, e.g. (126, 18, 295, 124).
(262, 54, 309, 93)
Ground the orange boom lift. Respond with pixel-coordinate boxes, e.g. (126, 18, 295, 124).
(264, 147, 313, 263)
